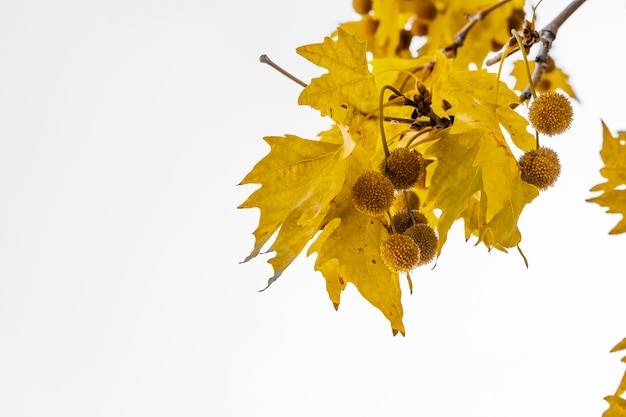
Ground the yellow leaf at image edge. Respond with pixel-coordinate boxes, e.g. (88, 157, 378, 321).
(588, 122, 626, 234)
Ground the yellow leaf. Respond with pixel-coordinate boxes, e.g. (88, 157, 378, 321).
(588, 122, 626, 234)
(419, 54, 538, 250)
(297, 28, 379, 125)
(308, 143, 406, 335)
(510, 59, 576, 98)
(610, 338, 626, 397)
(603, 396, 626, 417)
(418, 0, 525, 68)
(611, 338, 626, 353)
(238, 132, 348, 289)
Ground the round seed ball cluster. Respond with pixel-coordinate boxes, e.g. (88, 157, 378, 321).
(403, 223, 438, 265)
(351, 171, 395, 216)
(381, 147, 422, 190)
(391, 210, 428, 234)
(518, 147, 561, 190)
(528, 92, 573, 136)
(379, 234, 421, 272)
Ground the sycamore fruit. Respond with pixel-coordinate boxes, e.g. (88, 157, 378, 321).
(379, 234, 421, 272)
(352, 0, 372, 15)
(528, 92, 573, 136)
(381, 148, 422, 190)
(518, 147, 561, 190)
(391, 209, 428, 234)
(415, 0, 437, 20)
(352, 171, 395, 216)
(403, 224, 438, 265)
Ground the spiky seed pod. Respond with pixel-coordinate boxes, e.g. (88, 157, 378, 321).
(381, 148, 422, 190)
(351, 171, 395, 217)
(528, 92, 573, 136)
(391, 210, 428, 234)
(379, 234, 421, 272)
(518, 147, 561, 190)
(403, 224, 438, 266)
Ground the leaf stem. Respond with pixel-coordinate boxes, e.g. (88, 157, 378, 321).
(511, 29, 537, 100)
(259, 54, 308, 88)
(379, 85, 406, 159)
(402, 191, 417, 225)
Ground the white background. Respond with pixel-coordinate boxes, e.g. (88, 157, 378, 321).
(0, 1, 625, 416)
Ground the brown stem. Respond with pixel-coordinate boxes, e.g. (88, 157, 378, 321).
(442, 0, 512, 58)
(517, 0, 587, 103)
(259, 54, 308, 88)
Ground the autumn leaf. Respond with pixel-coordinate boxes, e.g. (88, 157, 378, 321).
(307, 144, 407, 335)
(297, 28, 379, 126)
(238, 131, 351, 289)
(603, 396, 626, 417)
(243, 31, 409, 332)
(610, 338, 626, 398)
(588, 122, 626, 234)
(510, 59, 576, 98)
(417, 0, 525, 68)
(243, 0, 591, 333)
(417, 53, 538, 251)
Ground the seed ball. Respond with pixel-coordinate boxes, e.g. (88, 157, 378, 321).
(379, 234, 421, 272)
(351, 171, 395, 217)
(403, 224, 438, 265)
(352, 0, 372, 15)
(528, 92, 573, 136)
(518, 147, 561, 190)
(415, 0, 437, 20)
(381, 148, 422, 190)
(391, 210, 428, 234)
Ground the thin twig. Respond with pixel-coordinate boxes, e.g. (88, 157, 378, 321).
(517, 0, 587, 103)
(259, 54, 308, 88)
(442, 0, 513, 58)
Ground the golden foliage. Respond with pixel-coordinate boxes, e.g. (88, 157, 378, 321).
(602, 339, 626, 417)
(241, 0, 624, 335)
(588, 122, 626, 234)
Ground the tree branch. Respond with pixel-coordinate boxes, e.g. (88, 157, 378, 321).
(517, 0, 587, 103)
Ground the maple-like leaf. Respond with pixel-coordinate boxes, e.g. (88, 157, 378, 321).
(416, 53, 538, 251)
(588, 122, 626, 234)
(603, 396, 626, 417)
(243, 31, 408, 333)
(602, 339, 626, 417)
(418, 0, 525, 68)
(297, 27, 379, 126)
(610, 338, 626, 398)
(307, 145, 407, 335)
(238, 131, 351, 289)
(510, 59, 576, 98)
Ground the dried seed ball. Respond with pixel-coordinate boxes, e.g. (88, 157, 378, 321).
(381, 148, 422, 190)
(391, 210, 428, 234)
(518, 147, 561, 190)
(415, 0, 437, 20)
(403, 224, 438, 265)
(379, 234, 421, 272)
(351, 171, 395, 217)
(352, 0, 372, 15)
(528, 92, 573, 136)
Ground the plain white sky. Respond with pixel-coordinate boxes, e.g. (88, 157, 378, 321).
(0, 1, 625, 416)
